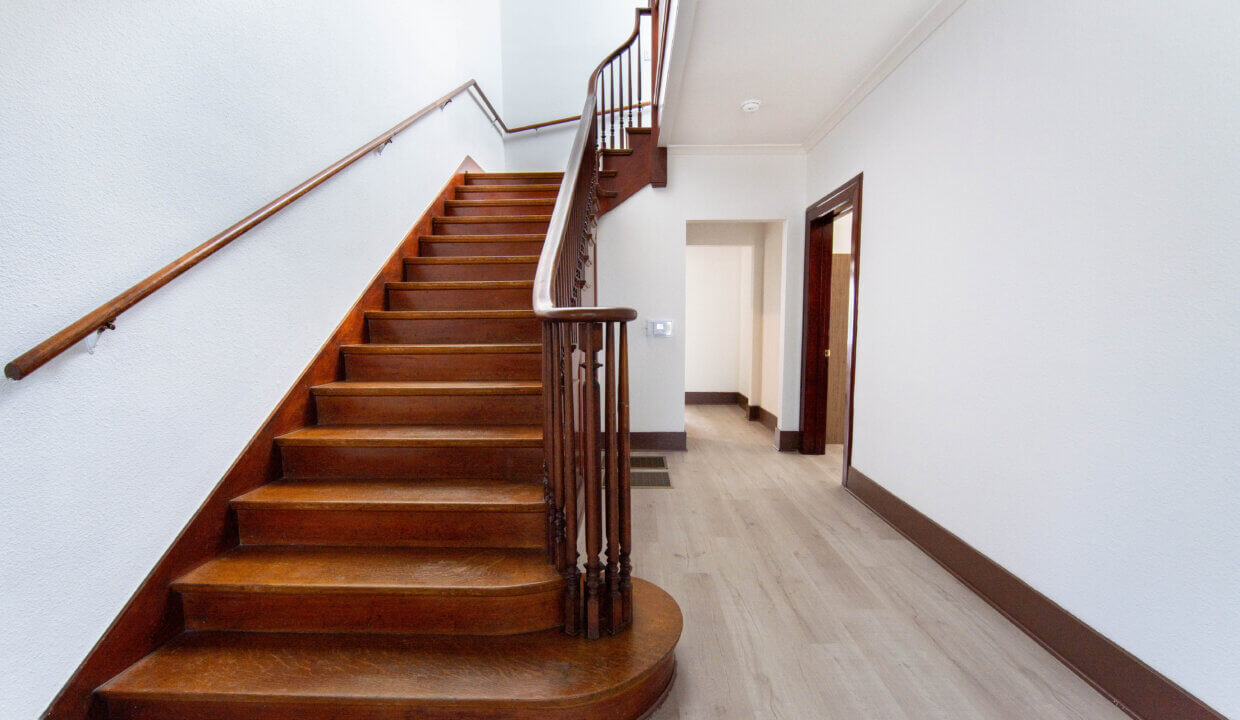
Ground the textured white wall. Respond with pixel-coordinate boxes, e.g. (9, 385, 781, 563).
(684, 245, 743, 392)
(0, 2, 505, 717)
(596, 150, 805, 433)
(737, 245, 758, 400)
(806, 0, 1240, 714)
(759, 222, 784, 417)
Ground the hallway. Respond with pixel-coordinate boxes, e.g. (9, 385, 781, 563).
(641, 406, 1127, 720)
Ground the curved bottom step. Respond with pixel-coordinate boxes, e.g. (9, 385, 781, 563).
(98, 578, 681, 720)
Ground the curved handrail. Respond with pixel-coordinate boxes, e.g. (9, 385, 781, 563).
(6, 79, 569, 380)
(533, 8, 649, 324)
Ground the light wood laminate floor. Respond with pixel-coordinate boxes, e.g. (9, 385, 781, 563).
(641, 405, 1126, 720)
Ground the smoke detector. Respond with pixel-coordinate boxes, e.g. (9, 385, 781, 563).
(740, 99, 761, 113)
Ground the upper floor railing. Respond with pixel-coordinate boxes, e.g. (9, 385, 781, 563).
(3, 80, 574, 382)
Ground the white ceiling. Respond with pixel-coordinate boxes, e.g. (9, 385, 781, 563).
(661, 0, 952, 147)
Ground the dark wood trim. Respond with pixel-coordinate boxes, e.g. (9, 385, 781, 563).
(735, 392, 749, 412)
(799, 174, 862, 466)
(685, 391, 740, 405)
(776, 431, 801, 452)
(756, 407, 777, 432)
(40, 158, 481, 720)
(630, 432, 687, 451)
(746, 405, 760, 421)
(797, 215, 831, 454)
(845, 467, 1228, 720)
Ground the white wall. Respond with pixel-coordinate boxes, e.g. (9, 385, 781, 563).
(805, 0, 1240, 714)
(597, 150, 805, 433)
(684, 245, 742, 392)
(758, 222, 785, 417)
(737, 245, 759, 400)
(500, 0, 645, 171)
(0, 3, 506, 718)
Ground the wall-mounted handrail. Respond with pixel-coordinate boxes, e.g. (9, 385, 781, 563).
(4, 79, 558, 381)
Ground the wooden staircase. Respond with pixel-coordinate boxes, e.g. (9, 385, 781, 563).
(94, 172, 680, 720)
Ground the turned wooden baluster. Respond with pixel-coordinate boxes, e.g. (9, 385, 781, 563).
(542, 324, 555, 563)
(581, 322, 604, 640)
(619, 321, 633, 628)
(547, 325, 565, 570)
(559, 324, 581, 636)
(604, 322, 623, 633)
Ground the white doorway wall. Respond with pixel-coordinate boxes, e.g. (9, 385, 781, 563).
(685, 221, 783, 424)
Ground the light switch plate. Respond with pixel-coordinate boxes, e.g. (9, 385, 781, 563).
(646, 319, 674, 337)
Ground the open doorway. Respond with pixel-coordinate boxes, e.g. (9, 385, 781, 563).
(799, 174, 862, 468)
(684, 221, 786, 448)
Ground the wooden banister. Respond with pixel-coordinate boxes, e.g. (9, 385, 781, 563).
(5, 79, 561, 381)
(534, 7, 658, 640)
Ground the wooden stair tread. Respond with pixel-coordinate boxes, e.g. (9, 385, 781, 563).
(99, 580, 679, 708)
(276, 424, 541, 447)
(232, 478, 544, 512)
(601, 148, 633, 156)
(173, 546, 559, 596)
(365, 309, 535, 319)
(464, 171, 564, 180)
(419, 234, 545, 242)
(458, 183, 561, 192)
(433, 215, 552, 224)
(445, 199, 555, 207)
(311, 380, 541, 396)
(340, 343, 541, 355)
(387, 280, 533, 290)
(404, 255, 539, 264)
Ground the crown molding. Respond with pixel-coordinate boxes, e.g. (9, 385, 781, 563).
(802, 0, 968, 150)
(668, 144, 806, 157)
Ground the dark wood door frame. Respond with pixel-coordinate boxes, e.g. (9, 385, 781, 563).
(798, 174, 862, 471)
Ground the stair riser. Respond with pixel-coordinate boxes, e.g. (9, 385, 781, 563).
(421, 240, 544, 257)
(445, 204, 554, 217)
(180, 589, 563, 635)
(344, 353, 542, 381)
(368, 317, 540, 344)
(281, 446, 543, 480)
(455, 187, 559, 200)
(237, 508, 544, 548)
(464, 176, 561, 186)
(314, 394, 542, 425)
(433, 220, 549, 235)
(404, 262, 537, 282)
(387, 287, 532, 310)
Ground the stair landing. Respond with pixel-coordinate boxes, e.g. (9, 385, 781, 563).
(100, 580, 679, 720)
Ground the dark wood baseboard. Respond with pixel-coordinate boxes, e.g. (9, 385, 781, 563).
(735, 393, 749, 412)
(776, 431, 801, 452)
(685, 391, 740, 405)
(746, 405, 760, 421)
(844, 467, 1226, 720)
(756, 407, 777, 431)
(631, 432, 687, 451)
